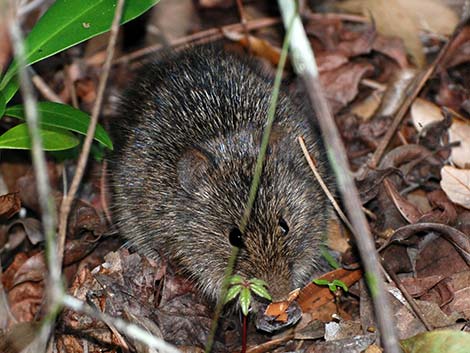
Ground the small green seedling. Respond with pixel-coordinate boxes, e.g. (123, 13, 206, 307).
(312, 278, 349, 294)
(224, 275, 272, 353)
(224, 275, 272, 316)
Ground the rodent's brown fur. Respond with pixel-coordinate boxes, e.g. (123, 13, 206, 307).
(110, 45, 332, 303)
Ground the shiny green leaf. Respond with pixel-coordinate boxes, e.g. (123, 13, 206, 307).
(332, 280, 348, 292)
(249, 282, 272, 301)
(0, 92, 5, 118)
(312, 279, 330, 286)
(228, 275, 244, 285)
(6, 102, 113, 149)
(224, 285, 242, 305)
(239, 287, 252, 316)
(0, 123, 79, 150)
(249, 278, 269, 288)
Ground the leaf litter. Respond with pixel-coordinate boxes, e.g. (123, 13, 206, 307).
(1, 0, 470, 352)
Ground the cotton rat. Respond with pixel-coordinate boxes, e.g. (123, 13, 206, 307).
(110, 45, 332, 321)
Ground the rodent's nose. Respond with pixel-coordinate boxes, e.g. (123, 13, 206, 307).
(266, 281, 292, 303)
(255, 301, 302, 333)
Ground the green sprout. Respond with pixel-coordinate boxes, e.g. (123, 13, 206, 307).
(312, 278, 349, 294)
(224, 275, 272, 316)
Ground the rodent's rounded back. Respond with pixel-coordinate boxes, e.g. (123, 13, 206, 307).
(110, 45, 332, 302)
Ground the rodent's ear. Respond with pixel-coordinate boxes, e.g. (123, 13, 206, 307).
(177, 148, 214, 193)
(265, 124, 286, 155)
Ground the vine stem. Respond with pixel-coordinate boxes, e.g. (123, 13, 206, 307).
(204, 9, 297, 353)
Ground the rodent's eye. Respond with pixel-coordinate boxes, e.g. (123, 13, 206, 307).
(278, 217, 289, 235)
(229, 227, 244, 248)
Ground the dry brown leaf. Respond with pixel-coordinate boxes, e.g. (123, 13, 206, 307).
(398, 0, 458, 35)
(383, 178, 423, 223)
(223, 30, 281, 66)
(440, 166, 470, 209)
(449, 119, 470, 168)
(320, 61, 374, 113)
(0, 193, 21, 220)
(411, 98, 470, 167)
(400, 275, 444, 297)
(351, 91, 383, 120)
(411, 97, 443, 132)
(338, 0, 425, 67)
(376, 68, 416, 118)
(297, 268, 362, 316)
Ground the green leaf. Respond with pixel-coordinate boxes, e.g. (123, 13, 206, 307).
(90, 141, 106, 161)
(224, 284, 242, 304)
(0, 123, 79, 150)
(249, 282, 272, 301)
(49, 146, 80, 161)
(228, 275, 244, 285)
(401, 330, 470, 353)
(321, 245, 340, 269)
(0, 0, 160, 103)
(332, 280, 348, 292)
(312, 279, 330, 286)
(5, 102, 113, 149)
(328, 283, 337, 292)
(239, 287, 252, 316)
(0, 92, 5, 118)
(249, 278, 269, 288)
(0, 81, 18, 106)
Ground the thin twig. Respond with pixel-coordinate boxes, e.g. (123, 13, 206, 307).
(235, 0, 250, 50)
(62, 295, 180, 353)
(100, 159, 112, 224)
(299, 135, 424, 339)
(298, 136, 355, 235)
(112, 17, 280, 65)
(204, 11, 296, 353)
(64, 64, 79, 108)
(57, 0, 124, 267)
(382, 262, 434, 331)
(276, 1, 400, 352)
(8, 3, 61, 352)
(302, 11, 369, 24)
(30, 67, 63, 103)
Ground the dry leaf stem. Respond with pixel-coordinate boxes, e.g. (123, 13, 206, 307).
(62, 295, 180, 353)
(57, 0, 124, 267)
(298, 136, 355, 234)
(112, 16, 281, 65)
(382, 262, 434, 331)
(8, 3, 59, 352)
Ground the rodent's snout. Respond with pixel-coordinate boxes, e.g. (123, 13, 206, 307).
(255, 301, 302, 333)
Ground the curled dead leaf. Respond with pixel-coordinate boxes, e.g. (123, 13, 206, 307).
(383, 178, 422, 223)
(440, 166, 470, 209)
(449, 119, 470, 168)
(411, 98, 470, 167)
(264, 288, 300, 323)
(337, 0, 425, 67)
(411, 98, 443, 132)
(0, 193, 21, 220)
